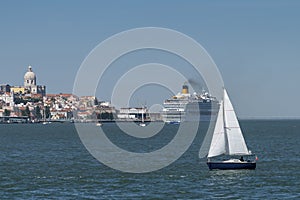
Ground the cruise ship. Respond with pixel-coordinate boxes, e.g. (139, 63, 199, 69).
(161, 83, 219, 123)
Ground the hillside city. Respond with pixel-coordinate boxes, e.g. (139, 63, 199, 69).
(0, 66, 151, 123)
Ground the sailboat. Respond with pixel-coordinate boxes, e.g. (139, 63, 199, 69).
(207, 89, 256, 170)
(96, 122, 103, 127)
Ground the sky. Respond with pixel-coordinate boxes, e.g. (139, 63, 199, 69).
(0, 0, 299, 118)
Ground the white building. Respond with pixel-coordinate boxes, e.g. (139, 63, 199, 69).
(0, 92, 14, 107)
(117, 107, 147, 120)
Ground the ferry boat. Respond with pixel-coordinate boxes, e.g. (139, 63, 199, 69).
(161, 83, 219, 123)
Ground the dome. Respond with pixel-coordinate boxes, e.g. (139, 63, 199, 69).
(24, 66, 36, 80)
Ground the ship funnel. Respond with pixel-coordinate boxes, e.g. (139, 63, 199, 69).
(182, 83, 189, 94)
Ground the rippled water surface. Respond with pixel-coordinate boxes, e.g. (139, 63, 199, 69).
(0, 120, 299, 199)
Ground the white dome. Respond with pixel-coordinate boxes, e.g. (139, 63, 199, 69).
(24, 71, 36, 80)
(24, 66, 36, 80)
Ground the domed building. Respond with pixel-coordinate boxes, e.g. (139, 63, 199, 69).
(24, 66, 36, 87)
(23, 66, 46, 96)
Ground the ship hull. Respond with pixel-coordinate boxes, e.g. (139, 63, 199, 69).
(207, 161, 256, 170)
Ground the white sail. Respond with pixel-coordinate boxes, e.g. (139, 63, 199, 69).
(207, 101, 226, 158)
(223, 90, 250, 155)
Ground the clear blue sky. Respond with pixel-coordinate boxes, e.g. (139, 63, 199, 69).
(0, 0, 299, 118)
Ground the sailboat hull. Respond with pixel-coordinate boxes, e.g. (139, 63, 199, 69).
(207, 161, 256, 170)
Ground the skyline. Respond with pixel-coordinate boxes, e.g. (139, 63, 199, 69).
(1, 1, 300, 118)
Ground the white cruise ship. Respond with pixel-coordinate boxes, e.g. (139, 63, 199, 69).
(161, 83, 219, 123)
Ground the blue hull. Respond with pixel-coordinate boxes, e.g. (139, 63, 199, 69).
(168, 121, 180, 125)
(207, 161, 256, 170)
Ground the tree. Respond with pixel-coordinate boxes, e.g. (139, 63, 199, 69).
(94, 98, 99, 106)
(100, 112, 108, 119)
(100, 112, 114, 120)
(109, 112, 114, 120)
(21, 110, 26, 116)
(14, 97, 28, 105)
(35, 106, 42, 119)
(45, 106, 51, 119)
(4, 109, 11, 116)
(25, 106, 30, 117)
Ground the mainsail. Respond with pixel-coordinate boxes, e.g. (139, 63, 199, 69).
(223, 90, 250, 155)
(208, 89, 250, 158)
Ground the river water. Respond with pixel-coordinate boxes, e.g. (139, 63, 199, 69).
(0, 120, 299, 199)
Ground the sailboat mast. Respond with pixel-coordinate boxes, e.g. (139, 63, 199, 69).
(223, 90, 229, 155)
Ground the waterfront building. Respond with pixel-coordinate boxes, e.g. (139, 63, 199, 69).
(118, 107, 148, 120)
(10, 86, 26, 95)
(0, 92, 15, 107)
(79, 96, 97, 108)
(50, 108, 73, 120)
